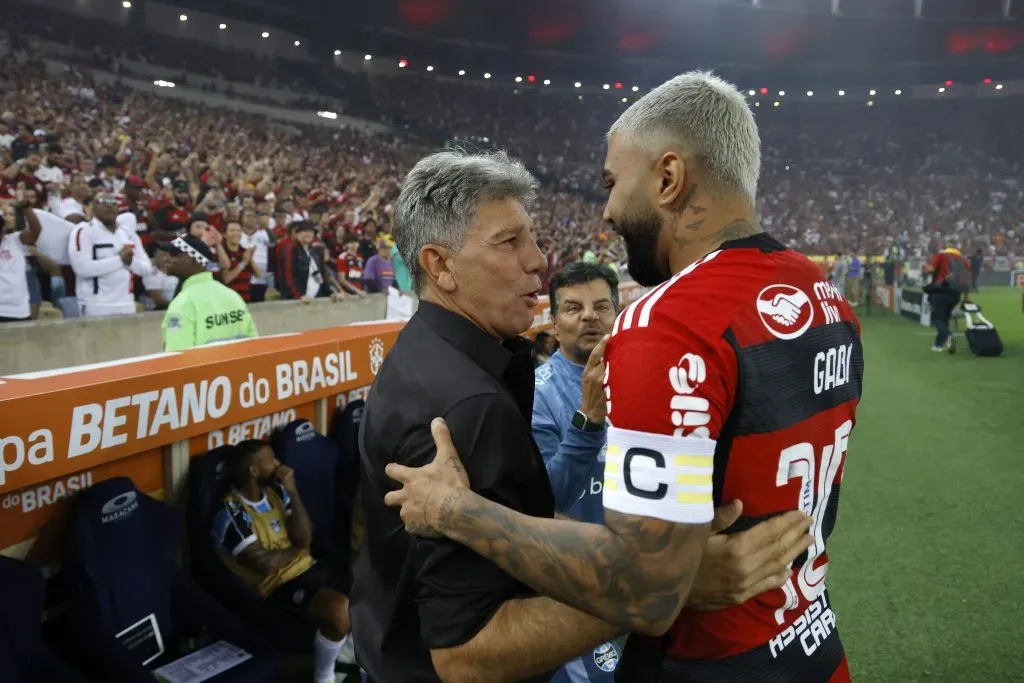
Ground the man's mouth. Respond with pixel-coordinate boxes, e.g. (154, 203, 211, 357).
(523, 290, 540, 306)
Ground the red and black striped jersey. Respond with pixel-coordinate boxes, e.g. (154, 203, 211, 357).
(222, 245, 253, 302)
(605, 234, 861, 683)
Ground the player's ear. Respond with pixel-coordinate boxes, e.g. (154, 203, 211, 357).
(656, 151, 687, 210)
(419, 244, 456, 293)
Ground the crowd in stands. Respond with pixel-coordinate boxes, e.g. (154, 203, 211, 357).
(1, 4, 1022, 322)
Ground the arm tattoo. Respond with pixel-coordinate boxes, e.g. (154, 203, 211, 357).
(436, 488, 709, 635)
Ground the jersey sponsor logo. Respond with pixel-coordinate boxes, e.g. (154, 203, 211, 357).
(204, 309, 247, 329)
(768, 592, 837, 659)
(813, 280, 844, 325)
(756, 284, 814, 340)
(368, 337, 385, 376)
(593, 641, 620, 672)
(100, 490, 139, 523)
(813, 344, 854, 395)
(535, 365, 553, 386)
(668, 353, 710, 438)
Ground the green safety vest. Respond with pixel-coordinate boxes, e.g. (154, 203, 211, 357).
(162, 272, 259, 351)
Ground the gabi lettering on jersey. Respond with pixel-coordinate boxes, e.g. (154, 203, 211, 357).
(768, 592, 837, 660)
(668, 353, 710, 438)
(813, 344, 854, 395)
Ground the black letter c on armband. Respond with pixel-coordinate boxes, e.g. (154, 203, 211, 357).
(623, 447, 668, 500)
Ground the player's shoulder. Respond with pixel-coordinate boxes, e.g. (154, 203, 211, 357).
(613, 235, 789, 345)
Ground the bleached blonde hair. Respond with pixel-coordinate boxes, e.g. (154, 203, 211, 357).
(608, 70, 761, 206)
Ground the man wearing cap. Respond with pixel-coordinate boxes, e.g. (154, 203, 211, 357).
(158, 234, 258, 351)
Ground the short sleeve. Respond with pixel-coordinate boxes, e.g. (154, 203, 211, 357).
(408, 395, 541, 649)
(212, 500, 258, 556)
(603, 305, 738, 525)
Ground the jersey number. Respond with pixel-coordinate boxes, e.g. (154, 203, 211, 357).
(774, 419, 852, 625)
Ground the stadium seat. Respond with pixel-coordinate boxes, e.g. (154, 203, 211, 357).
(0, 556, 88, 683)
(186, 446, 315, 652)
(60, 477, 275, 683)
(57, 297, 79, 318)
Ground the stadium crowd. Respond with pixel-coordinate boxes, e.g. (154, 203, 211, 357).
(0, 7, 1022, 322)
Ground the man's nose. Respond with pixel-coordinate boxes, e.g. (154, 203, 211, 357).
(525, 239, 548, 275)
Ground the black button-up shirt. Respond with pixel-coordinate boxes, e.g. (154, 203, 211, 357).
(351, 300, 556, 683)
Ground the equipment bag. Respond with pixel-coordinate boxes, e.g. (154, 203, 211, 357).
(960, 302, 1003, 357)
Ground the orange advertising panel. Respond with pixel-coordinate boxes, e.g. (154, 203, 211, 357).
(0, 323, 402, 495)
(188, 401, 317, 456)
(0, 448, 163, 563)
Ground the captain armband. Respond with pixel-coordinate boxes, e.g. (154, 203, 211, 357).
(602, 426, 716, 524)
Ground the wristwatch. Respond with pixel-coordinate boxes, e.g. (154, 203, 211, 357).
(572, 410, 604, 433)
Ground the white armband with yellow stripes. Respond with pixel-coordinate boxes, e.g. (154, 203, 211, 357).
(603, 426, 715, 524)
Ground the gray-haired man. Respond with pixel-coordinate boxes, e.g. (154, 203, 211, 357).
(350, 150, 619, 683)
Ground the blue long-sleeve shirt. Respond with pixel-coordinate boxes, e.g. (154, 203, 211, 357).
(532, 350, 622, 682)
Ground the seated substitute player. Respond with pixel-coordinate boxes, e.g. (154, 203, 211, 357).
(384, 71, 863, 682)
(213, 440, 353, 683)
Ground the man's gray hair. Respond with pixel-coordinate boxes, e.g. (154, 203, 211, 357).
(393, 149, 537, 292)
(608, 70, 761, 205)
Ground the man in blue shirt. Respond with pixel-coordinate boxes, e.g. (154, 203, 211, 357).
(533, 263, 621, 682)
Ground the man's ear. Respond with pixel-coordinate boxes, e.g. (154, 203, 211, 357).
(655, 151, 688, 210)
(419, 244, 457, 293)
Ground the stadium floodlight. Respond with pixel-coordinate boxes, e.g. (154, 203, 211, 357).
(426, 65, 434, 72)
(398, 59, 408, 68)
(317, 111, 339, 120)
(484, 72, 492, 79)
(261, 32, 270, 38)
(806, 90, 813, 97)
(894, 89, 902, 95)
(621, 97, 628, 103)
(294, 40, 300, 46)
(778, 90, 785, 96)
(364, 54, 372, 61)
(219, 23, 227, 30)
(334, 49, 341, 56)
(748, 89, 756, 96)
(869, 89, 876, 96)
(632, 86, 639, 92)
(179, 14, 187, 21)
(122, 1, 131, 7)
(515, 76, 523, 83)
(154, 80, 175, 88)
(578, 95, 583, 101)
(938, 86, 945, 93)
(543, 79, 551, 85)
(773, 101, 780, 107)
(867, 100, 874, 107)
(838, 89, 845, 96)
(754, 101, 760, 107)
(995, 83, 1004, 90)
(458, 69, 466, 76)
(603, 84, 610, 90)
(574, 81, 582, 88)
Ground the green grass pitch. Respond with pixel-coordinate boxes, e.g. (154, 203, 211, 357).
(831, 286, 1024, 682)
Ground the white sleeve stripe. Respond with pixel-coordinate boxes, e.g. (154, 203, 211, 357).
(230, 535, 258, 557)
(603, 426, 715, 524)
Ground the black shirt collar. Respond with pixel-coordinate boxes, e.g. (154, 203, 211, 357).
(416, 300, 533, 380)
